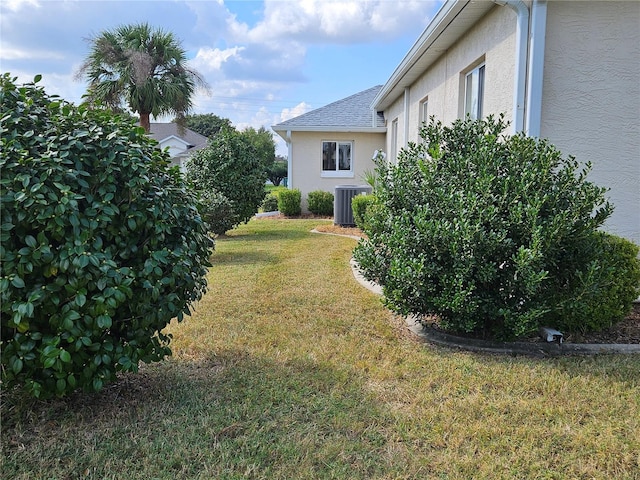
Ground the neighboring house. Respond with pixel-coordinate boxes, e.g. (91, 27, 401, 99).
(147, 123, 209, 172)
(273, 0, 640, 246)
(272, 85, 386, 211)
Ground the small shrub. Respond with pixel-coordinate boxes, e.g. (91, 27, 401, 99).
(545, 232, 640, 333)
(278, 189, 301, 216)
(261, 193, 279, 213)
(198, 189, 236, 235)
(307, 190, 334, 216)
(353, 114, 624, 340)
(351, 194, 377, 231)
(0, 74, 212, 398)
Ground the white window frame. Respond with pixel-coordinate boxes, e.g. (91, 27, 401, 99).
(321, 140, 354, 178)
(464, 63, 485, 120)
(419, 97, 429, 142)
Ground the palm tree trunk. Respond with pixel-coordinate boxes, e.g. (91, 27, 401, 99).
(140, 112, 151, 132)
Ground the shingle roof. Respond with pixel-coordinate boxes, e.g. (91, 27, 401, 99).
(272, 85, 385, 132)
(147, 123, 209, 149)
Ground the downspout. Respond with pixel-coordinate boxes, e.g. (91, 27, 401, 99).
(403, 87, 410, 147)
(494, 0, 529, 134)
(526, 0, 547, 138)
(286, 130, 292, 188)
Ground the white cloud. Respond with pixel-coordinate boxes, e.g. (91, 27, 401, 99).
(280, 102, 312, 122)
(193, 46, 245, 72)
(242, 0, 435, 44)
(2, 0, 39, 13)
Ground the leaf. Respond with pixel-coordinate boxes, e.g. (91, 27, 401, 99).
(11, 276, 25, 288)
(59, 350, 71, 363)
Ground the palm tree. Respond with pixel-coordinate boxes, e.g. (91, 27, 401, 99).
(76, 23, 208, 132)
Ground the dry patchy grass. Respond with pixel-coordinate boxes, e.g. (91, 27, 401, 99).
(2, 219, 639, 480)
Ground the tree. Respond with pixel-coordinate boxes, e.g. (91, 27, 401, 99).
(185, 126, 267, 234)
(266, 156, 288, 187)
(241, 126, 276, 165)
(183, 113, 233, 139)
(76, 22, 208, 132)
(1, 74, 213, 398)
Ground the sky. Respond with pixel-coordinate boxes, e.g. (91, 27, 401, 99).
(0, 0, 443, 154)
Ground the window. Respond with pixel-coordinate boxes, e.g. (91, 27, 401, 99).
(419, 97, 428, 141)
(322, 141, 352, 176)
(464, 63, 485, 120)
(420, 97, 429, 124)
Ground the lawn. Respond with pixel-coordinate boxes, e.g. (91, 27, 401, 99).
(2, 218, 639, 479)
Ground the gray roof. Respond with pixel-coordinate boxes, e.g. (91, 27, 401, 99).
(147, 123, 209, 156)
(272, 85, 385, 132)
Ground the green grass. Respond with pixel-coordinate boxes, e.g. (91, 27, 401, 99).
(2, 218, 640, 479)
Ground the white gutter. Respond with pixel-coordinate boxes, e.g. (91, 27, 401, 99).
(494, 0, 529, 133)
(403, 87, 410, 147)
(526, 0, 547, 138)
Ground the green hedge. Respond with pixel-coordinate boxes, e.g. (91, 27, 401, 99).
(278, 189, 301, 216)
(307, 190, 334, 216)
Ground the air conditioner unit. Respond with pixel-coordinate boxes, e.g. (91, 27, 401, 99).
(334, 185, 372, 226)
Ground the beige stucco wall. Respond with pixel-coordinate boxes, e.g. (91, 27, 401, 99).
(289, 131, 386, 212)
(541, 1, 640, 245)
(383, 5, 517, 158)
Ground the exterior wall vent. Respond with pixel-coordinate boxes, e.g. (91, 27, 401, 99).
(334, 185, 372, 226)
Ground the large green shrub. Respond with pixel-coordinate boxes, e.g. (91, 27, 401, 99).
(307, 190, 334, 216)
(0, 74, 213, 398)
(353, 115, 638, 340)
(278, 189, 301, 216)
(185, 126, 267, 234)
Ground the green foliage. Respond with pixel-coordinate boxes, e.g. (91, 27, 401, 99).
(197, 190, 236, 235)
(261, 193, 279, 213)
(353, 114, 628, 340)
(545, 233, 640, 333)
(241, 126, 275, 167)
(185, 126, 267, 233)
(0, 74, 212, 398)
(266, 157, 288, 187)
(77, 22, 208, 131)
(278, 189, 301, 217)
(351, 194, 377, 231)
(183, 113, 232, 138)
(307, 190, 334, 216)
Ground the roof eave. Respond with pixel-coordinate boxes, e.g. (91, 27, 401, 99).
(372, 0, 495, 111)
(272, 126, 387, 134)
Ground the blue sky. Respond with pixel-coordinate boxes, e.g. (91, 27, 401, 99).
(0, 0, 442, 154)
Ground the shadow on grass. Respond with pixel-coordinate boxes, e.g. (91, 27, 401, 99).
(211, 249, 278, 266)
(1, 350, 397, 480)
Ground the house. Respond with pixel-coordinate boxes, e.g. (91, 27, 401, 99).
(271, 85, 386, 211)
(272, 0, 640, 246)
(147, 123, 209, 172)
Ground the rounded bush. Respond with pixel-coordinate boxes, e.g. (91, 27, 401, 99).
(307, 190, 334, 216)
(198, 189, 236, 235)
(278, 189, 301, 216)
(353, 114, 632, 340)
(185, 126, 267, 234)
(0, 74, 213, 398)
(261, 193, 279, 213)
(351, 194, 376, 231)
